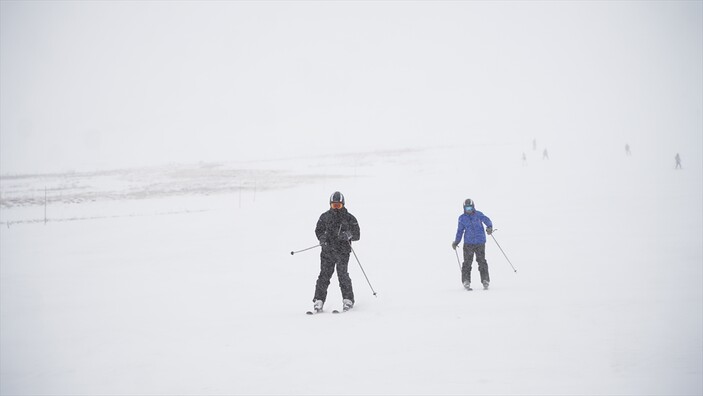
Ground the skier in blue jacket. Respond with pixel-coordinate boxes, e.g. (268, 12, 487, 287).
(452, 198, 493, 290)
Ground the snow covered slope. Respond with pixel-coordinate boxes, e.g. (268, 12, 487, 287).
(1, 144, 701, 395)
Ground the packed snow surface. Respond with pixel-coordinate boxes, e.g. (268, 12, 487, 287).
(1, 145, 701, 395)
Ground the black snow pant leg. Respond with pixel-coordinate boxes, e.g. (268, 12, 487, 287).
(336, 253, 354, 303)
(313, 252, 336, 302)
(462, 244, 474, 284)
(475, 243, 490, 284)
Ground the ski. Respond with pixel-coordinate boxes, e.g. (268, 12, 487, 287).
(306, 309, 323, 315)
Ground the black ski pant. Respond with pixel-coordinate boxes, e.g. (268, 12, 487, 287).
(462, 243, 490, 285)
(313, 247, 354, 303)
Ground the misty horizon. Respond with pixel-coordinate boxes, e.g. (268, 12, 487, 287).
(1, 1, 701, 175)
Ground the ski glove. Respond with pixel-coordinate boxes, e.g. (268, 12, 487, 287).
(340, 231, 353, 241)
(451, 241, 459, 250)
(486, 227, 493, 235)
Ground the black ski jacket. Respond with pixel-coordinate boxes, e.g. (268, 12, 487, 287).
(315, 208, 360, 253)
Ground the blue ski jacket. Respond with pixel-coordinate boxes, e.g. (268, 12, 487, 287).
(454, 210, 492, 245)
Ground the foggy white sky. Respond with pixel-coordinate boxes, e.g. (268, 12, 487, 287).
(1, 1, 701, 174)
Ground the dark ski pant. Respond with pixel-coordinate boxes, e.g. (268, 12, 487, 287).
(313, 248, 354, 303)
(462, 243, 490, 285)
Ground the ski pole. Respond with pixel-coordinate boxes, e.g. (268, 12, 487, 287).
(290, 244, 321, 255)
(490, 230, 517, 273)
(349, 242, 378, 297)
(454, 245, 465, 286)
(453, 245, 462, 269)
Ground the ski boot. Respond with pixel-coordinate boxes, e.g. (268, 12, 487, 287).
(313, 299, 324, 313)
(342, 299, 354, 312)
(482, 280, 489, 290)
(463, 281, 472, 291)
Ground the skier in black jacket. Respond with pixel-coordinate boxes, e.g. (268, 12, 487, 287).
(311, 191, 360, 313)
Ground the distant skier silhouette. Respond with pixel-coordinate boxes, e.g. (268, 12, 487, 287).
(625, 144, 631, 156)
(542, 149, 549, 160)
(675, 153, 682, 169)
(522, 152, 527, 166)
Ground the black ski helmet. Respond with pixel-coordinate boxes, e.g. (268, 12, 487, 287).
(463, 198, 475, 210)
(330, 191, 345, 205)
